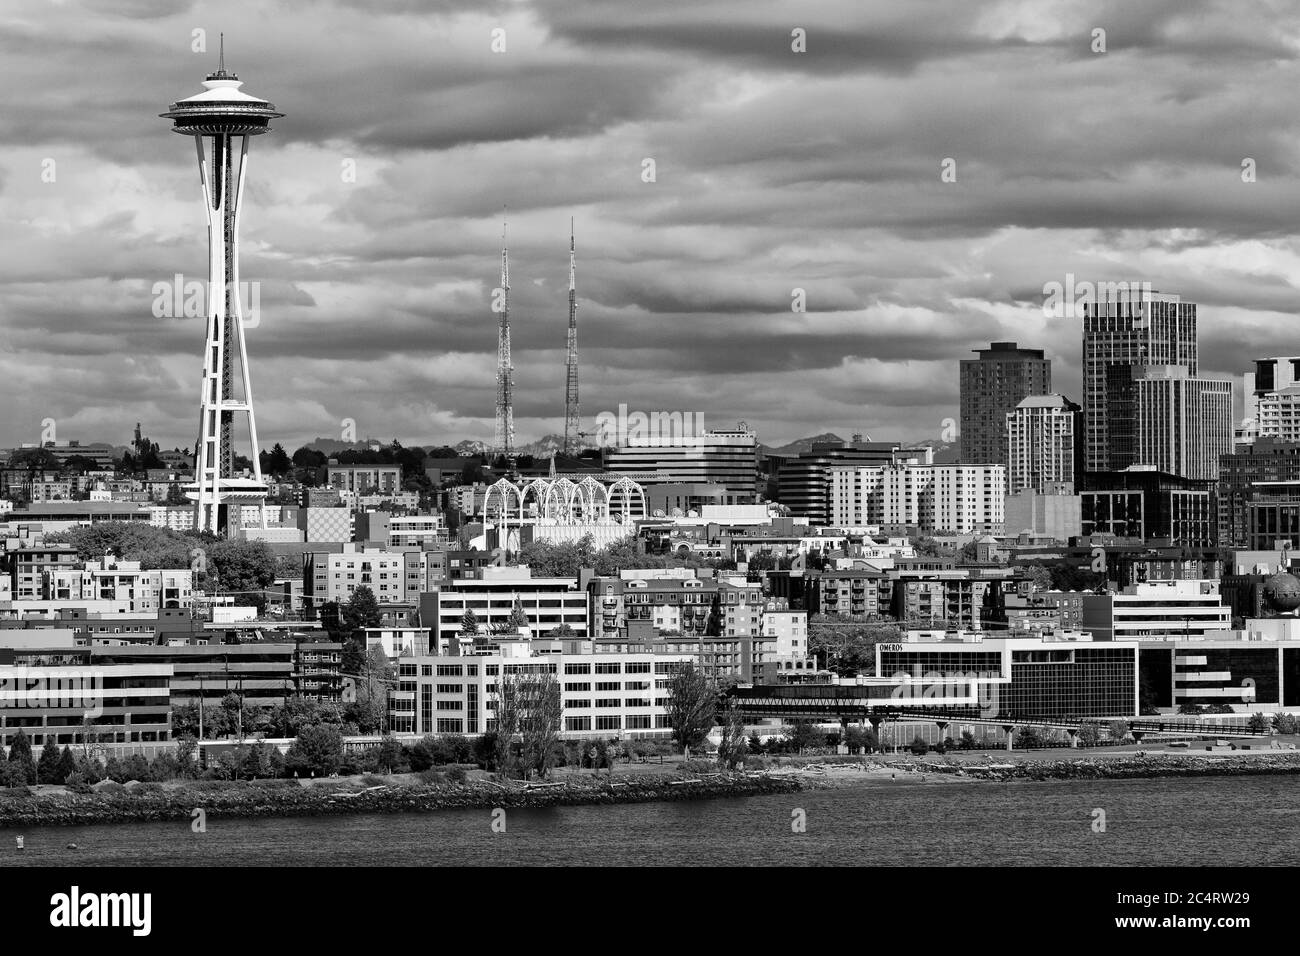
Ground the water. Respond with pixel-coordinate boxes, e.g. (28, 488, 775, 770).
(5, 776, 1298, 866)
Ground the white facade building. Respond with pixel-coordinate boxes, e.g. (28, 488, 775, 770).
(829, 464, 1006, 534)
(41, 557, 193, 613)
(389, 642, 693, 736)
(1006, 394, 1080, 494)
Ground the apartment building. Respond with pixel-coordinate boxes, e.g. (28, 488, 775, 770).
(41, 556, 193, 614)
(829, 464, 1006, 534)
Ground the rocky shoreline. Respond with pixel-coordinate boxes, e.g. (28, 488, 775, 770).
(887, 752, 1300, 782)
(0, 773, 804, 829)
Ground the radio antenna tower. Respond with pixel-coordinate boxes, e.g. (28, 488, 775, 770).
(563, 218, 580, 457)
(493, 209, 515, 461)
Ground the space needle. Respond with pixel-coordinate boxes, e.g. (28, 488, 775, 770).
(161, 36, 282, 534)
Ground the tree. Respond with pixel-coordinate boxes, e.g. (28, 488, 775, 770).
(264, 443, 292, 477)
(705, 593, 724, 638)
(1024, 564, 1053, 592)
(717, 701, 748, 768)
(373, 735, 405, 774)
(1014, 726, 1041, 749)
(1247, 712, 1271, 735)
(787, 720, 825, 754)
(7, 730, 37, 785)
(285, 725, 344, 776)
(459, 608, 480, 638)
(666, 663, 715, 756)
(1107, 720, 1129, 744)
(207, 539, 278, 611)
(1076, 722, 1101, 746)
(910, 536, 943, 557)
(349, 644, 393, 735)
(346, 586, 383, 628)
(909, 734, 930, 755)
(807, 616, 902, 677)
(508, 595, 529, 630)
(494, 671, 564, 779)
(58, 745, 77, 783)
(37, 742, 63, 784)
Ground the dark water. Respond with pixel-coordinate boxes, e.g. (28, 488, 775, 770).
(5, 776, 1298, 866)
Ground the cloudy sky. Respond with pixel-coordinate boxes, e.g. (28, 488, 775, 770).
(4, 0, 1300, 454)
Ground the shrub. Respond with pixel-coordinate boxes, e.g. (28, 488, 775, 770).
(445, 766, 468, 785)
(1014, 727, 1042, 749)
(418, 769, 447, 786)
(65, 772, 92, 794)
(360, 774, 389, 787)
(909, 735, 929, 756)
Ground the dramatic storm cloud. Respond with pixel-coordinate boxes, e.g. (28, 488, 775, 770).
(2, 0, 1299, 452)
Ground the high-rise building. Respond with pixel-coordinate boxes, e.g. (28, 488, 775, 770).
(1005, 394, 1082, 494)
(1116, 366, 1232, 481)
(161, 40, 280, 534)
(1082, 289, 1197, 473)
(959, 342, 1050, 466)
(1217, 438, 1300, 548)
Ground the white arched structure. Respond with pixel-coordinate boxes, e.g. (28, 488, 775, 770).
(485, 477, 521, 525)
(608, 475, 646, 521)
(576, 475, 608, 521)
(519, 478, 550, 519)
(543, 477, 578, 521)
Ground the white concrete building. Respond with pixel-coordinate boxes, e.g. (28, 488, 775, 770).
(1006, 394, 1080, 494)
(433, 567, 588, 644)
(1081, 579, 1233, 642)
(389, 641, 693, 736)
(829, 464, 1006, 534)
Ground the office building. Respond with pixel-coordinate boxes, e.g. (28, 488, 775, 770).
(1081, 580, 1232, 642)
(1108, 366, 1232, 481)
(1083, 288, 1197, 473)
(0, 660, 173, 748)
(1216, 439, 1300, 549)
(1081, 467, 1215, 547)
(389, 642, 693, 736)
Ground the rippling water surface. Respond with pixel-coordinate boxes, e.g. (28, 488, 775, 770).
(6, 776, 1298, 866)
